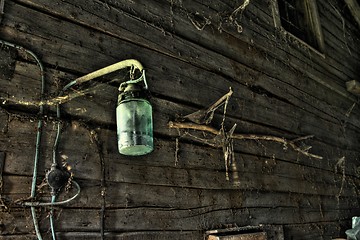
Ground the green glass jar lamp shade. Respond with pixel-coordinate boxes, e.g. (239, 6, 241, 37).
(116, 72, 153, 156)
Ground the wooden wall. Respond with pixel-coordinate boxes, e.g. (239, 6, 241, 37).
(0, 0, 360, 239)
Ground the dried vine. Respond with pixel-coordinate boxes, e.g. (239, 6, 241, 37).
(229, 0, 251, 33)
(168, 88, 323, 179)
(186, 0, 252, 33)
(169, 121, 322, 160)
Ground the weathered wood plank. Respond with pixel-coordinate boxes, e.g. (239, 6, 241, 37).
(2, 78, 360, 182)
(220, 5, 359, 98)
(2, 73, 360, 191)
(0, 119, 102, 180)
(0, 230, 202, 240)
(319, 24, 360, 72)
(2, 0, 360, 137)
(0, 209, 35, 235)
(0, 46, 17, 81)
(283, 221, 349, 240)
(78, 0, 360, 126)
(0, 235, 38, 239)
(0, 0, 358, 239)
(224, 1, 360, 82)
(1, 120, 360, 198)
(4, 176, 350, 239)
(317, 0, 360, 47)
(3, 175, 360, 211)
(0, 107, 8, 134)
(57, 231, 203, 240)
(107, 207, 358, 231)
(0, 188, 356, 237)
(110, 0, 359, 85)
(5, 57, 355, 143)
(190, 0, 360, 81)
(2, 48, 359, 159)
(0, 205, 357, 233)
(1, 94, 360, 196)
(0, 208, 100, 235)
(2, 59, 360, 165)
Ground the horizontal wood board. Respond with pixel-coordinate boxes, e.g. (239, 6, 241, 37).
(0, 0, 359, 239)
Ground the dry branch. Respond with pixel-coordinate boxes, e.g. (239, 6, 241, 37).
(229, 0, 251, 21)
(182, 88, 233, 124)
(168, 121, 323, 159)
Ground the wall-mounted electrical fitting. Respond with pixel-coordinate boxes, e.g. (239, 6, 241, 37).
(63, 59, 153, 156)
(117, 71, 153, 156)
(46, 164, 71, 193)
(1, 37, 152, 240)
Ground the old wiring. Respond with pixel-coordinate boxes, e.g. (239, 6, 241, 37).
(6, 57, 144, 238)
(88, 129, 106, 239)
(50, 195, 57, 240)
(0, 60, 145, 108)
(47, 60, 145, 239)
(0, 39, 45, 240)
(0, 38, 83, 240)
(23, 181, 81, 207)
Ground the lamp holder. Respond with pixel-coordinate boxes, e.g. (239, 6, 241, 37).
(46, 163, 71, 194)
(119, 70, 148, 92)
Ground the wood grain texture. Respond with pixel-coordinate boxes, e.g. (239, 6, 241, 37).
(0, 0, 359, 239)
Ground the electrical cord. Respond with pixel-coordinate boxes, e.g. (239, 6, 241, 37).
(118, 70, 147, 91)
(52, 79, 77, 167)
(47, 74, 81, 240)
(1, 39, 144, 238)
(23, 181, 81, 207)
(51, 59, 144, 168)
(0, 39, 45, 240)
(0, 39, 81, 240)
(50, 60, 145, 240)
(50, 195, 57, 240)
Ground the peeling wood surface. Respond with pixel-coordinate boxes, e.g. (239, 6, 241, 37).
(0, 0, 360, 239)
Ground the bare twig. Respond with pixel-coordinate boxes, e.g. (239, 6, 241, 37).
(329, 2, 352, 55)
(169, 121, 219, 135)
(175, 138, 179, 166)
(335, 157, 346, 195)
(168, 121, 322, 159)
(229, 0, 251, 33)
(229, 0, 251, 21)
(187, 13, 211, 31)
(224, 124, 237, 180)
(0, 77, 120, 108)
(182, 87, 233, 124)
(345, 102, 356, 118)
